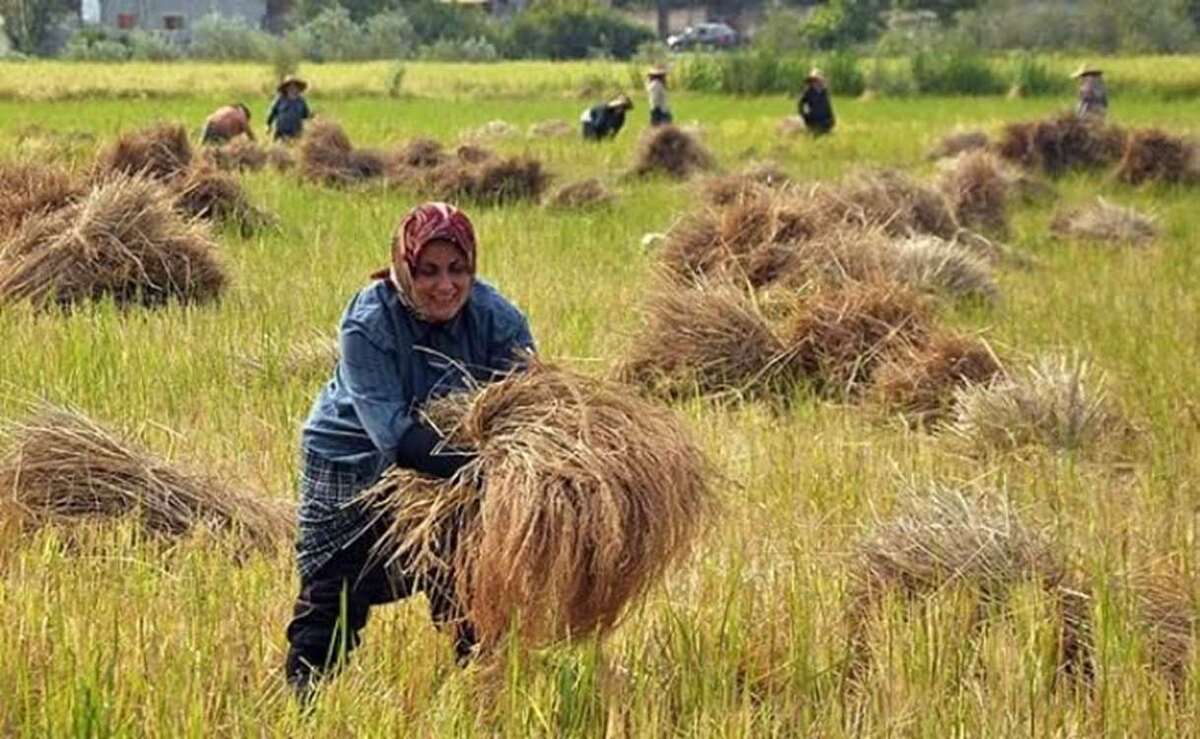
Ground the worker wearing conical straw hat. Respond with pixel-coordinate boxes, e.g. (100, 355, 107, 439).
(580, 93, 634, 140)
(1072, 64, 1107, 120)
(284, 202, 536, 701)
(266, 75, 312, 141)
(646, 65, 673, 127)
(799, 68, 835, 135)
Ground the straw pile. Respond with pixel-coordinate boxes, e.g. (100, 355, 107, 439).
(266, 145, 295, 172)
(697, 164, 790, 207)
(996, 113, 1125, 177)
(780, 281, 932, 396)
(172, 164, 273, 235)
(1115, 129, 1198, 186)
(633, 125, 715, 180)
(658, 196, 817, 288)
(1050, 198, 1159, 245)
(395, 137, 448, 169)
(937, 150, 1010, 236)
(0, 174, 226, 309)
(455, 144, 495, 165)
(886, 236, 998, 302)
(949, 354, 1128, 456)
(94, 123, 193, 182)
(201, 137, 268, 172)
(1131, 570, 1197, 692)
(615, 281, 787, 399)
(846, 485, 1091, 682)
(0, 405, 294, 552)
(299, 121, 386, 186)
(425, 156, 549, 205)
(928, 130, 989, 161)
(366, 361, 713, 647)
(544, 178, 615, 210)
(873, 332, 1004, 426)
(0, 160, 84, 235)
(816, 170, 960, 240)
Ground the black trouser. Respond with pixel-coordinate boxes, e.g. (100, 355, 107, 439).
(284, 516, 475, 690)
(650, 108, 673, 126)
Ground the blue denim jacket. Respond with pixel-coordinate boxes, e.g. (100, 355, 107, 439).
(301, 278, 534, 481)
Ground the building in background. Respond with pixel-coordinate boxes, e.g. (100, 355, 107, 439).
(94, 0, 268, 33)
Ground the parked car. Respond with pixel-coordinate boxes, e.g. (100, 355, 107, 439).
(667, 22, 738, 51)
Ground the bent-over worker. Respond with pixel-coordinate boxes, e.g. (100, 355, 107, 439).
(284, 202, 536, 700)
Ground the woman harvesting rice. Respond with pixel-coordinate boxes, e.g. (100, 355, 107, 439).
(284, 202, 535, 699)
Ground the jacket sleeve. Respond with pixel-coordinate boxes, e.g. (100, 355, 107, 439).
(266, 98, 279, 127)
(302, 99, 312, 119)
(339, 324, 414, 461)
(340, 322, 473, 478)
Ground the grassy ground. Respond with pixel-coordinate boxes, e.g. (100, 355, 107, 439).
(2, 82, 1200, 736)
(2, 55, 1200, 100)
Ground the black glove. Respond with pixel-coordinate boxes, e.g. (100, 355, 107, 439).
(396, 422, 475, 480)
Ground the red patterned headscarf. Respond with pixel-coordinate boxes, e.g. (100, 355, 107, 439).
(372, 202, 477, 306)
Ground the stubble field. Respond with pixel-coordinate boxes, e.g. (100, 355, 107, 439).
(1, 62, 1199, 736)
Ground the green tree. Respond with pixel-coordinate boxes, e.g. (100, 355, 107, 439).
(1, 0, 72, 54)
(293, 0, 400, 23)
(892, 0, 983, 22)
(802, 0, 888, 48)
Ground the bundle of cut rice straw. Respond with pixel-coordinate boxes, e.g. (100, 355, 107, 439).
(365, 360, 714, 648)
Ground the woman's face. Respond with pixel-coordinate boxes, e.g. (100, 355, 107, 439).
(410, 239, 472, 323)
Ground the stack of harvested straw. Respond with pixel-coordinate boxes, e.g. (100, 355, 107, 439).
(815, 169, 959, 240)
(937, 150, 1011, 236)
(0, 405, 293, 552)
(0, 160, 84, 236)
(0, 174, 226, 309)
(845, 485, 1091, 683)
(94, 123, 193, 182)
(633, 125, 715, 180)
(1116, 129, 1198, 186)
(366, 361, 713, 647)
(543, 178, 615, 210)
(201, 137, 268, 173)
(872, 332, 1004, 426)
(1131, 570, 1197, 693)
(997, 113, 1125, 177)
(172, 164, 274, 235)
(1051, 198, 1158, 245)
(423, 155, 549, 205)
(615, 281, 787, 398)
(300, 120, 386, 186)
(948, 354, 1129, 457)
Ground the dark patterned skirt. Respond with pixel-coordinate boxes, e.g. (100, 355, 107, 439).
(294, 450, 383, 580)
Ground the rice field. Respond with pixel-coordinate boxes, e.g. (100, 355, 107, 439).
(2, 65, 1200, 736)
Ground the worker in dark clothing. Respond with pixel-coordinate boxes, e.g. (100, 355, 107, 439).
(266, 75, 312, 142)
(798, 69, 835, 136)
(580, 94, 634, 140)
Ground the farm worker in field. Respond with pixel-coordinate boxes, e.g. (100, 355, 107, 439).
(580, 94, 634, 140)
(266, 75, 312, 142)
(200, 103, 254, 145)
(1073, 65, 1108, 120)
(284, 202, 535, 700)
(646, 66, 672, 127)
(799, 68, 835, 135)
